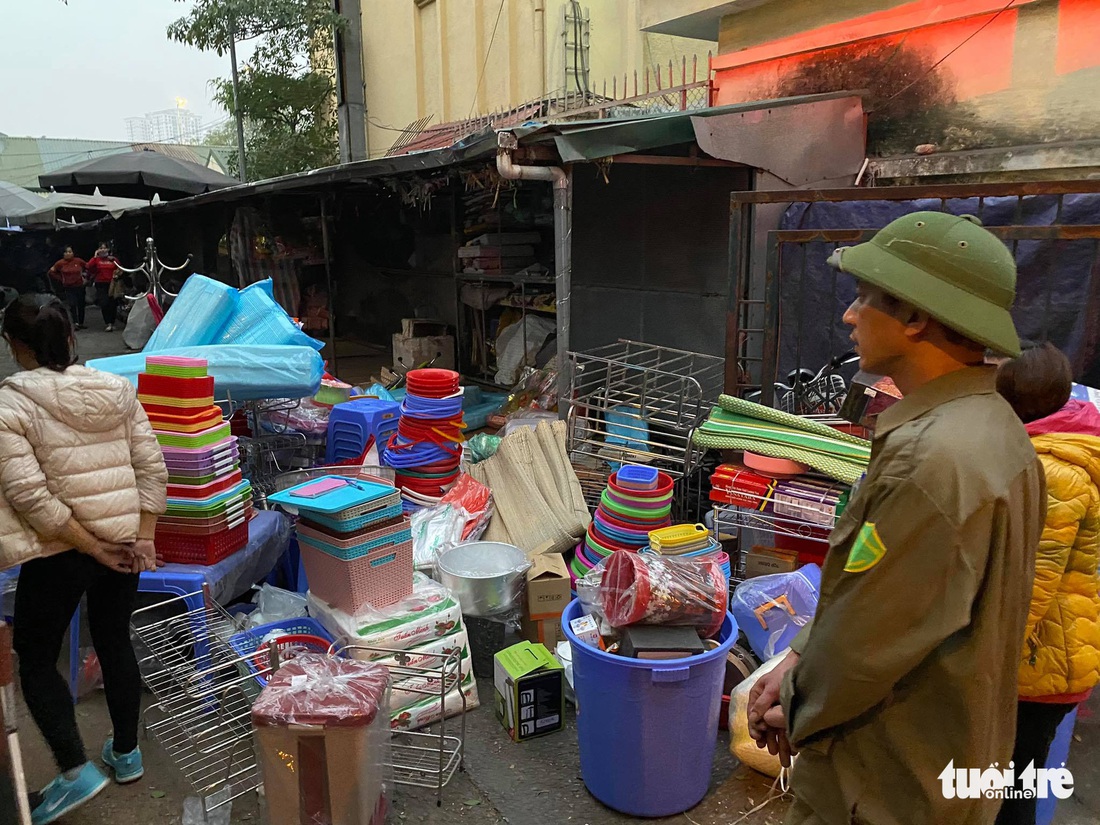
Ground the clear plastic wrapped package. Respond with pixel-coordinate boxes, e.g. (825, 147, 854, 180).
(728, 654, 786, 778)
(730, 565, 821, 660)
(599, 551, 728, 638)
(260, 396, 332, 436)
(144, 274, 239, 351)
(87, 344, 324, 401)
(307, 572, 463, 655)
(252, 654, 392, 825)
(410, 504, 467, 570)
(214, 284, 325, 351)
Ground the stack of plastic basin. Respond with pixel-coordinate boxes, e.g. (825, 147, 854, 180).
(325, 398, 402, 464)
(139, 356, 253, 564)
(382, 370, 464, 513)
(268, 477, 411, 614)
(570, 465, 674, 588)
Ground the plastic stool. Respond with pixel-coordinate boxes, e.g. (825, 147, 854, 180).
(325, 399, 400, 464)
(138, 569, 206, 615)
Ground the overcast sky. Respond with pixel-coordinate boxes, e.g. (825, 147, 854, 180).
(1, 0, 254, 142)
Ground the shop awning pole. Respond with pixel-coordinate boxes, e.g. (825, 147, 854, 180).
(495, 131, 571, 416)
(320, 194, 338, 373)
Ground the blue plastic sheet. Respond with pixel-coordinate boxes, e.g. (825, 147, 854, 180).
(144, 274, 238, 352)
(87, 345, 324, 402)
(214, 285, 324, 351)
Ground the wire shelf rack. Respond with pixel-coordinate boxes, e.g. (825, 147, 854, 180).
(337, 644, 467, 806)
(131, 590, 261, 816)
(566, 340, 724, 520)
(133, 593, 469, 813)
(711, 481, 845, 583)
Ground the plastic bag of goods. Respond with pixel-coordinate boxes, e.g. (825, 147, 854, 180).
(122, 295, 158, 351)
(728, 653, 788, 778)
(598, 551, 728, 637)
(440, 473, 493, 541)
(730, 565, 821, 661)
(251, 654, 391, 825)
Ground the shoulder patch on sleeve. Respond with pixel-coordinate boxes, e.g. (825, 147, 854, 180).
(844, 522, 887, 573)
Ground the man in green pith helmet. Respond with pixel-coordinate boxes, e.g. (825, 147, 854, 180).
(746, 212, 1046, 824)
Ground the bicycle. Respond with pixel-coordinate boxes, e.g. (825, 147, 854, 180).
(747, 351, 859, 416)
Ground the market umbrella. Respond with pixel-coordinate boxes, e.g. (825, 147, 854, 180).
(39, 150, 239, 199)
(0, 181, 47, 221)
(12, 191, 148, 227)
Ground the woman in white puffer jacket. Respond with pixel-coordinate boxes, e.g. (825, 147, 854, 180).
(0, 294, 167, 824)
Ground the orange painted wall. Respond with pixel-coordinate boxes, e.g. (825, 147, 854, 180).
(713, 11, 1019, 106)
(1056, 0, 1100, 75)
(711, 0, 1100, 153)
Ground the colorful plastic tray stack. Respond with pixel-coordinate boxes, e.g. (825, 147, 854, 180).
(381, 369, 464, 513)
(268, 477, 412, 613)
(568, 465, 675, 588)
(642, 524, 730, 579)
(139, 356, 253, 565)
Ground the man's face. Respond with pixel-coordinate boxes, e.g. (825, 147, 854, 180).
(842, 282, 912, 377)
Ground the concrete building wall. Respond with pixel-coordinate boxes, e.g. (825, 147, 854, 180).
(360, 1, 714, 157)
(570, 163, 750, 356)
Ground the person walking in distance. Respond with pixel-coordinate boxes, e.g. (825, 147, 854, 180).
(84, 243, 120, 332)
(46, 246, 87, 330)
(747, 212, 1045, 825)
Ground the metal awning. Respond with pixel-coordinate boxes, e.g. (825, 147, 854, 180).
(137, 91, 866, 216)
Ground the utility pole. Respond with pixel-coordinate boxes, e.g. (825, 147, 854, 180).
(228, 17, 248, 183)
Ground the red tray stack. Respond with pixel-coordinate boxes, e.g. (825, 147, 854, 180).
(139, 356, 253, 565)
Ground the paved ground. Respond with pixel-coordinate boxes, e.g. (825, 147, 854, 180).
(4, 312, 1100, 823)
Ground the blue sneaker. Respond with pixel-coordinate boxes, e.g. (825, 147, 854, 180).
(102, 738, 144, 784)
(31, 762, 109, 824)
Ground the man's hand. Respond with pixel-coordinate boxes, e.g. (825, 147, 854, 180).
(85, 541, 134, 574)
(746, 651, 801, 767)
(761, 705, 797, 767)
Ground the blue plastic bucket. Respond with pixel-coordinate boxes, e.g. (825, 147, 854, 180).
(562, 599, 735, 817)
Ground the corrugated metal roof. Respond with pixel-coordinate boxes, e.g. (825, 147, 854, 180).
(144, 92, 863, 214)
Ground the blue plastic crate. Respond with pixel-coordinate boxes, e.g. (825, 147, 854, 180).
(296, 527, 412, 562)
(227, 617, 336, 689)
(304, 501, 404, 532)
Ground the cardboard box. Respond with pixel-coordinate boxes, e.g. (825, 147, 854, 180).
(525, 550, 570, 621)
(493, 642, 564, 742)
(392, 318, 455, 371)
(744, 545, 800, 579)
(521, 614, 565, 648)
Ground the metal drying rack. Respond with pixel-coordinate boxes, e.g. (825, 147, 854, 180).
(336, 644, 468, 805)
(130, 588, 262, 820)
(711, 483, 844, 583)
(131, 589, 469, 817)
(566, 340, 724, 521)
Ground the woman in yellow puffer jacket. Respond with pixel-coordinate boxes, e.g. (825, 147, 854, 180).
(995, 342, 1100, 825)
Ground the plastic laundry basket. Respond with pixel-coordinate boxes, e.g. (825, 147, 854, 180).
(561, 599, 735, 817)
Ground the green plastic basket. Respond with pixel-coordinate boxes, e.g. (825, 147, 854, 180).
(599, 489, 672, 522)
(156, 423, 231, 449)
(146, 364, 209, 379)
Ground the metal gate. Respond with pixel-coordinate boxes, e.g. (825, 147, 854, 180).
(727, 181, 1100, 405)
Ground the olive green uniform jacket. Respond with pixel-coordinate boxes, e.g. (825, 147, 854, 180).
(780, 368, 1045, 825)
